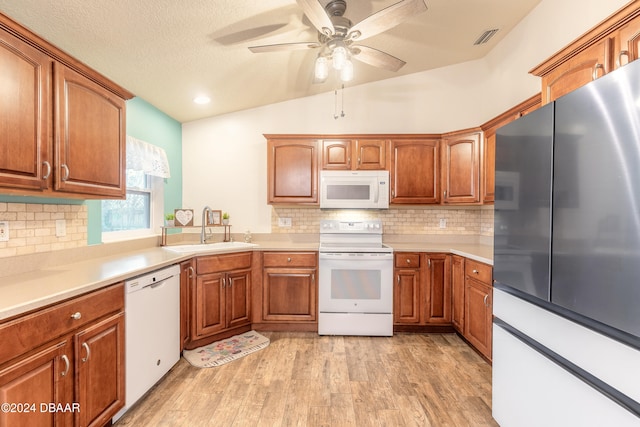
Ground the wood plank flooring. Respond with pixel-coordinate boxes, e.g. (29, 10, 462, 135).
(114, 332, 498, 426)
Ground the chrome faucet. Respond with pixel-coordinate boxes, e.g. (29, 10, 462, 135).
(201, 206, 212, 244)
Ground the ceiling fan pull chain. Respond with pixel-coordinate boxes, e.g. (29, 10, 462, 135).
(341, 84, 345, 118)
(334, 88, 339, 119)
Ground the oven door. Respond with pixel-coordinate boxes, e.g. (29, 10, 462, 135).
(318, 252, 393, 313)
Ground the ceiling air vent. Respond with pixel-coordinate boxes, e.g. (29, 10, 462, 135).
(474, 28, 499, 45)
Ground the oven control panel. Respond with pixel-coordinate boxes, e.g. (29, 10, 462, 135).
(320, 219, 382, 234)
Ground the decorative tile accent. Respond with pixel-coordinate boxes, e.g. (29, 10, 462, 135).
(0, 203, 88, 258)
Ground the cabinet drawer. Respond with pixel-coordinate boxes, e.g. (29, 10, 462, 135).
(0, 283, 124, 366)
(262, 252, 317, 268)
(197, 251, 252, 274)
(395, 253, 421, 268)
(465, 259, 492, 285)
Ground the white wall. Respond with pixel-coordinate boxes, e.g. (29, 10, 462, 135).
(182, 0, 628, 234)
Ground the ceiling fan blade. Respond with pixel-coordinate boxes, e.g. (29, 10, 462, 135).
(348, 0, 427, 42)
(351, 45, 406, 72)
(248, 42, 321, 53)
(296, 0, 335, 36)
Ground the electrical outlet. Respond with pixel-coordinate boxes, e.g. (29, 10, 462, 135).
(278, 217, 292, 227)
(439, 218, 447, 229)
(0, 221, 8, 242)
(55, 219, 66, 237)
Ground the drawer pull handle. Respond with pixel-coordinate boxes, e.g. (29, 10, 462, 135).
(61, 164, 70, 181)
(70, 312, 82, 320)
(42, 161, 52, 180)
(473, 269, 479, 274)
(592, 63, 604, 80)
(81, 343, 90, 363)
(61, 354, 70, 376)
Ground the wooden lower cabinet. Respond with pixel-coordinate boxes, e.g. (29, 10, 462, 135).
(254, 252, 318, 330)
(393, 252, 451, 328)
(179, 260, 195, 352)
(451, 255, 465, 332)
(463, 260, 493, 360)
(188, 252, 252, 348)
(0, 284, 125, 427)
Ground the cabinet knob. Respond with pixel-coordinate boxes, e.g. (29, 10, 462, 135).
(473, 269, 479, 274)
(70, 312, 82, 320)
(287, 257, 292, 262)
(406, 259, 411, 264)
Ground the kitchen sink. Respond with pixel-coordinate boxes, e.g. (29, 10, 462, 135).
(163, 241, 258, 254)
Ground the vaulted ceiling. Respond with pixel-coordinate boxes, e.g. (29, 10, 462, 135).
(0, 0, 541, 122)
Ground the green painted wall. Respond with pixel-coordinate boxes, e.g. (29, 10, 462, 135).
(87, 97, 182, 244)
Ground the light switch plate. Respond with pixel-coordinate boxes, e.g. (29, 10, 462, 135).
(0, 221, 8, 242)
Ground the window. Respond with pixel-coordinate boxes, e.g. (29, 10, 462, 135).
(101, 136, 170, 241)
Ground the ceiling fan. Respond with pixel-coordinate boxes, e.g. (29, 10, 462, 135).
(248, 0, 428, 83)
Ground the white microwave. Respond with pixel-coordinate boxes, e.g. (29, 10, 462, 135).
(320, 170, 389, 209)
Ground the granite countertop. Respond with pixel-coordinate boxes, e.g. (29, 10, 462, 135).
(0, 237, 492, 322)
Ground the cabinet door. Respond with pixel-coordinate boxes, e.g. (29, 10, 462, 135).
(354, 139, 386, 170)
(482, 131, 496, 203)
(267, 139, 318, 204)
(614, 17, 640, 67)
(0, 340, 73, 427)
(262, 268, 317, 322)
(451, 255, 465, 332)
(394, 268, 421, 325)
(464, 279, 492, 360)
(541, 38, 613, 103)
(54, 63, 126, 198)
(0, 30, 51, 191)
(226, 268, 251, 329)
(442, 132, 481, 204)
(321, 139, 351, 170)
(425, 254, 451, 324)
(193, 273, 225, 338)
(390, 139, 440, 204)
(75, 312, 125, 427)
(180, 260, 195, 351)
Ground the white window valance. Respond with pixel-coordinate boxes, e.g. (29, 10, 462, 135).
(126, 136, 171, 178)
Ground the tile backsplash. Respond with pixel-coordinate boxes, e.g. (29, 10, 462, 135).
(0, 202, 88, 258)
(272, 206, 494, 236)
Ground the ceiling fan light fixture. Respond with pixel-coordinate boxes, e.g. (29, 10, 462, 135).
(332, 45, 347, 70)
(340, 59, 354, 82)
(315, 56, 329, 80)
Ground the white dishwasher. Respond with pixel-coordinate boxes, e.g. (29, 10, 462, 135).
(113, 264, 181, 421)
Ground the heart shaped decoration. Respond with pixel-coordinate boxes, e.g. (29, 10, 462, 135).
(174, 209, 194, 226)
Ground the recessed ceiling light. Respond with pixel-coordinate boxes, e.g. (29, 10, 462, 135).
(193, 95, 211, 105)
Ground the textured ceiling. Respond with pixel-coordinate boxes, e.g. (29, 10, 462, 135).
(0, 0, 541, 123)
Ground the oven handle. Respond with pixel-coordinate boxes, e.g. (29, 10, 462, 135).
(319, 252, 394, 260)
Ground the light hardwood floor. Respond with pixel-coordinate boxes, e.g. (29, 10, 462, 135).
(115, 332, 498, 426)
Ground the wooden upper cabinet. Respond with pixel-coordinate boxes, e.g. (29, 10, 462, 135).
(614, 16, 640, 67)
(54, 64, 126, 198)
(321, 139, 386, 170)
(0, 12, 133, 199)
(441, 130, 481, 204)
(0, 28, 51, 191)
(481, 94, 541, 204)
(390, 138, 440, 204)
(267, 138, 319, 204)
(539, 38, 613, 104)
(531, 2, 640, 104)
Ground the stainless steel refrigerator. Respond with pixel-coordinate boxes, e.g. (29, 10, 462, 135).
(493, 58, 640, 425)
